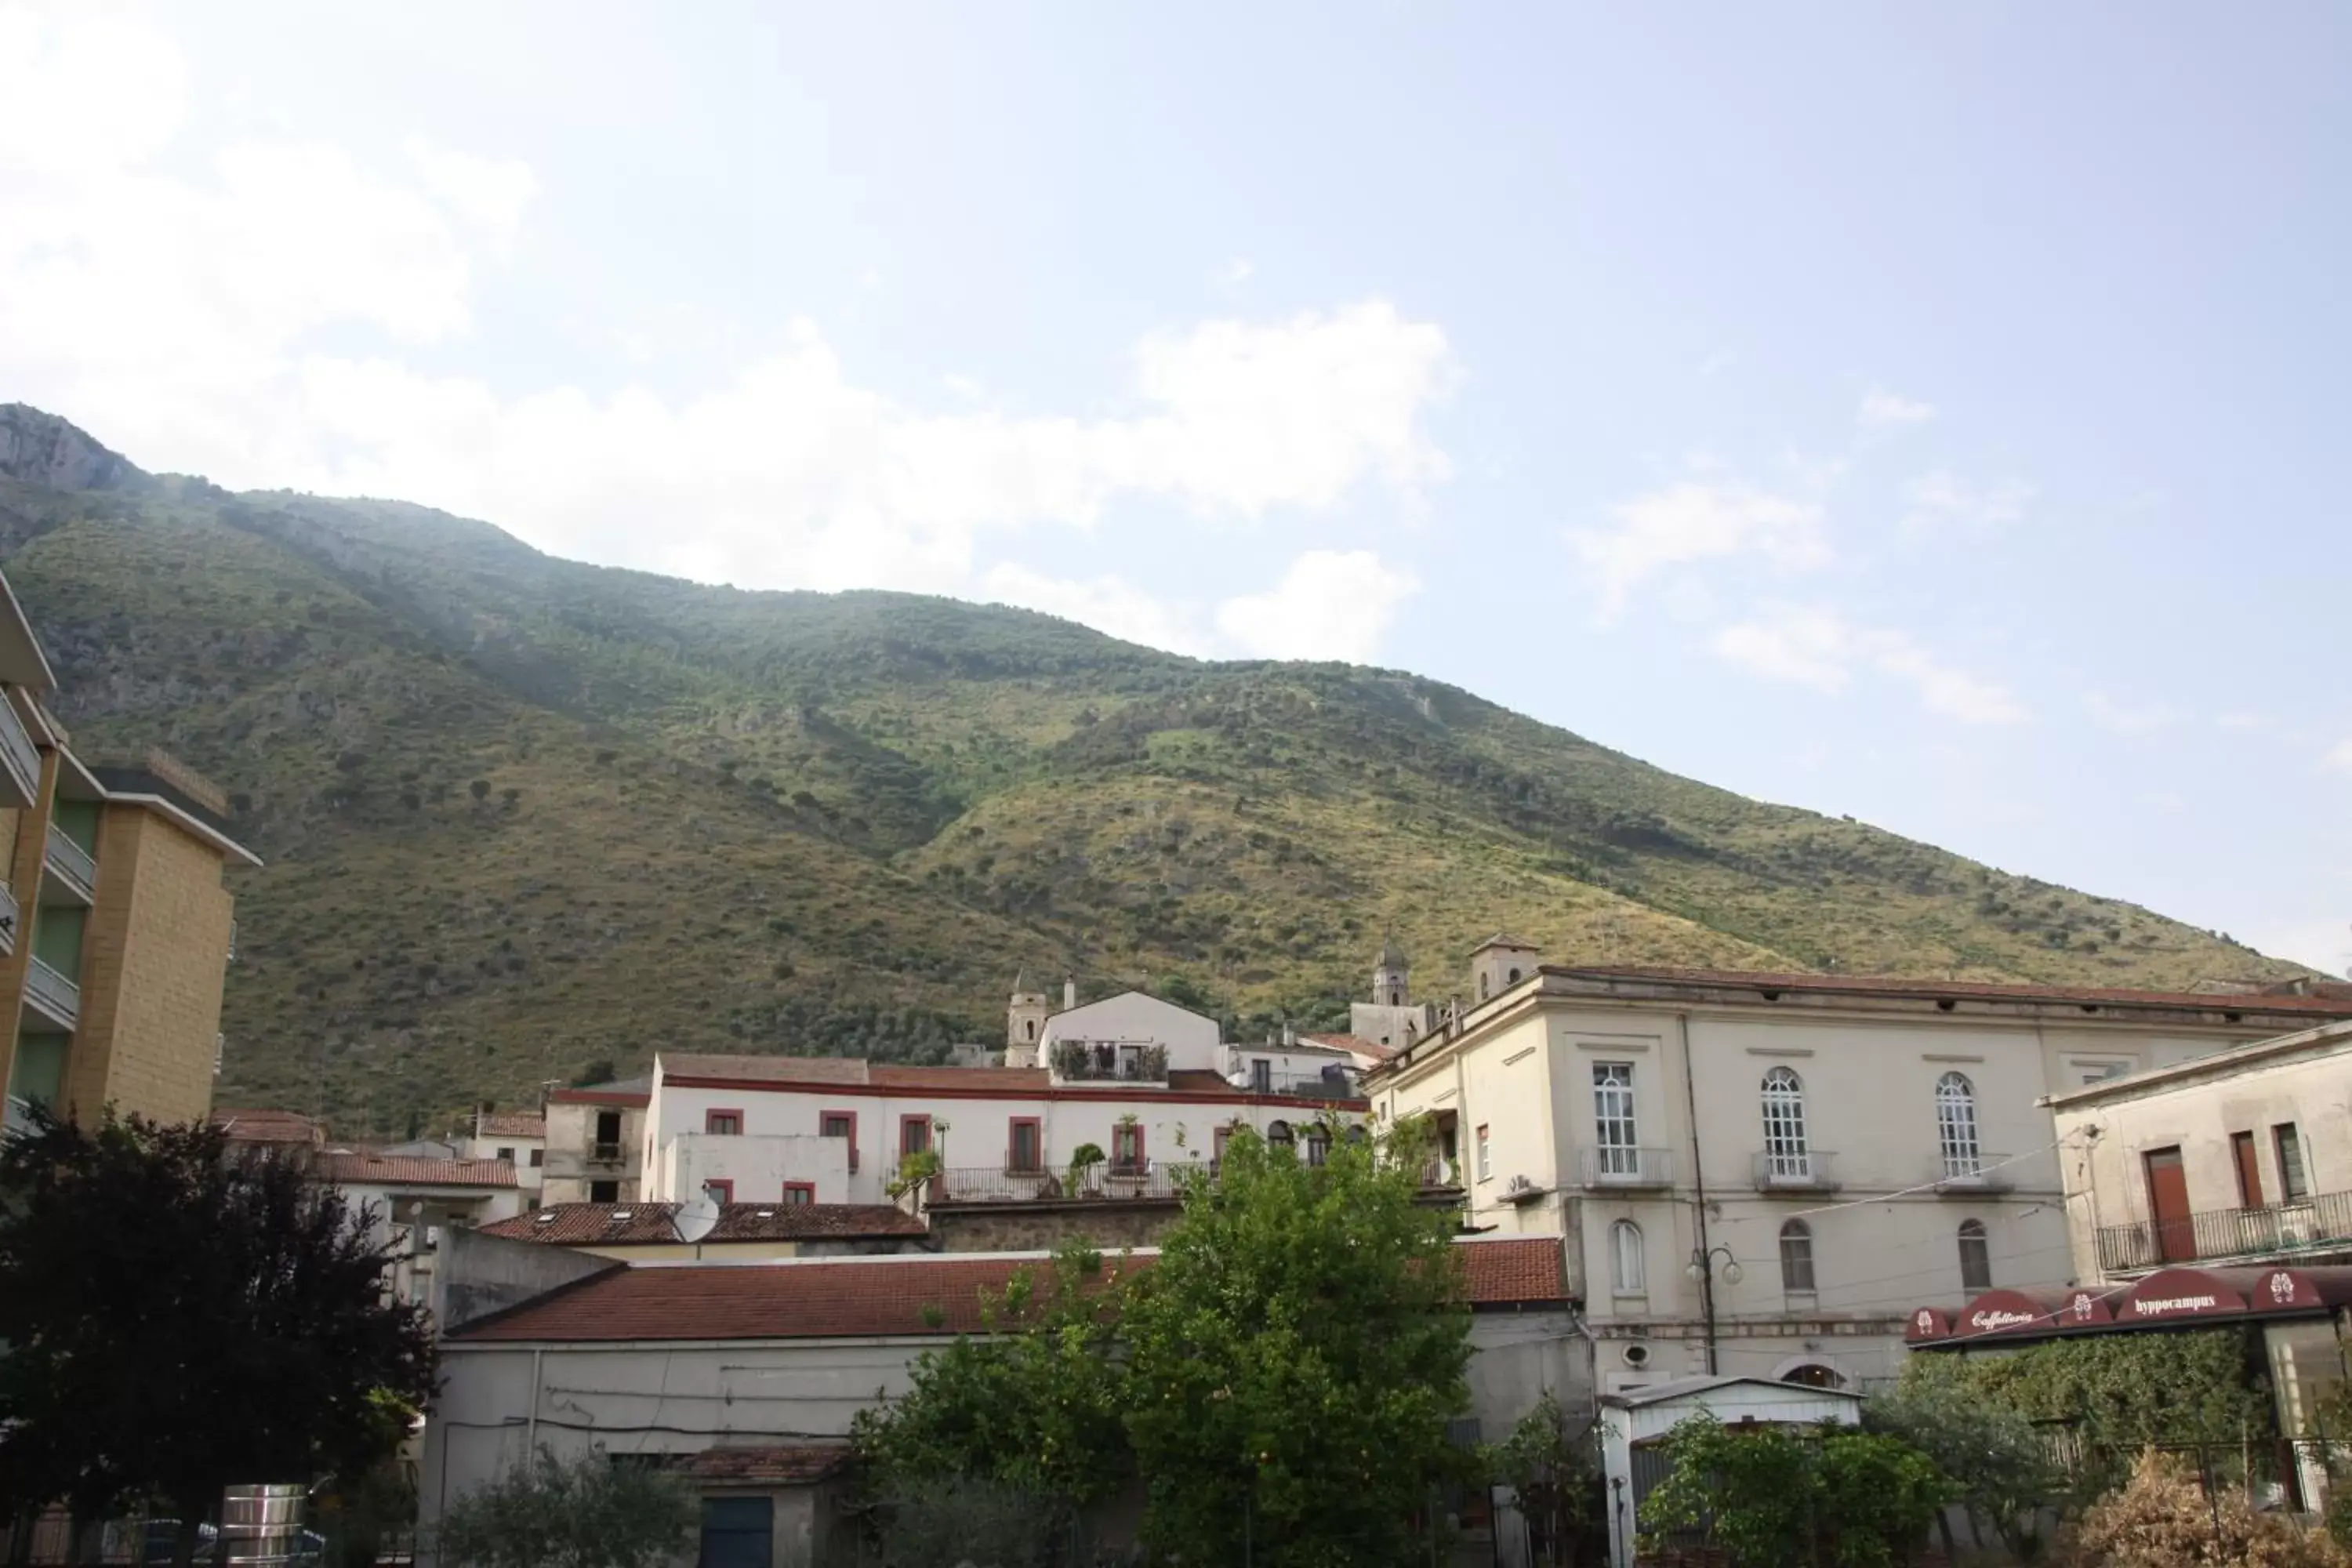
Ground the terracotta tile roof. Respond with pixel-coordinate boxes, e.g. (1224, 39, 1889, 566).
(1301, 1033, 1399, 1062)
(662, 1054, 875, 1086)
(477, 1202, 928, 1246)
(211, 1108, 325, 1145)
(320, 1153, 520, 1189)
(476, 1112, 546, 1138)
(869, 1064, 1050, 1091)
(547, 1076, 650, 1106)
(452, 1236, 1565, 1343)
(1537, 965, 2352, 1016)
(688, 1446, 852, 1484)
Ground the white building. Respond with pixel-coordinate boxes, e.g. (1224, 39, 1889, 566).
(318, 1151, 525, 1308)
(464, 1109, 546, 1199)
(420, 1233, 1577, 1568)
(1367, 959, 2350, 1395)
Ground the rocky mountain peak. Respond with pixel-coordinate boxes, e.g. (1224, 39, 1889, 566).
(0, 404, 147, 493)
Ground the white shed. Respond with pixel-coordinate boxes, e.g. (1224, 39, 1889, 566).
(1598, 1375, 1864, 1568)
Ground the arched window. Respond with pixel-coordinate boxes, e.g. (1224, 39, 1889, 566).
(1781, 1363, 1846, 1389)
(1936, 1073, 1982, 1179)
(1958, 1219, 1992, 1291)
(1760, 1067, 1810, 1180)
(1507, 967, 1523, 985)
(1025, 1018, 1036, 1040)
(1302, 1127, 1331, 1167)
(1610, 1220, 1646, 1296)
(1778, 1219, 1816, 1293)
(1266, 1120, 1294, 1149)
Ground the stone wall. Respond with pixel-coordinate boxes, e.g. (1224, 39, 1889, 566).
(928, 1200, 1182, 1254)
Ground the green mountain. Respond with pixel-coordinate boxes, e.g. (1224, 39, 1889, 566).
(0, 405, 2307, 1133)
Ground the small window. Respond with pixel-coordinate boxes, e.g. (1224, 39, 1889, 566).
(528, 1149, 544, 1168)
(901, 1116, 931, 1158)
(705, 1110, 742, 1137)
(1958, 1219, 1991, 1291)
(1112, 1123, 1145, 1170)
(1507, 967, 1522, 985)
(1479, 974, 1492, 1000)
(1250, 1058, 1272, 1094)
(1934, 1073, 1980, 1179)
(819, 1111, 858, 1172)
(589, 1180, 619, 1203)
(705, 1178, 733, 1205)
(782, 1181, 815, 1206)
(495, 1146, 516, 1163)
(1024, 1018, 1036, 1040)
(1609, 1220, 1645, 1296)
(1008, 1119, 1042, 1173)
(594, 1110, 622, 1144)
(1475, 1124, 1493, 1182)
(1779, 1219, 1816, 1293)
(2275, 1124, 2310, 1203)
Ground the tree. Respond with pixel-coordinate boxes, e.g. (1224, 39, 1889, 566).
(1486, 1394, 1602, 1566)
(1119, 1119, 1474, 1566)
(0, 1112, 438, 1566)
(1639, 1416, 1951, 1568)
(1867, 1355, 2060, 1559)
(435, 1447, 698, 1568)
(468, 777, 491, 801)
(2065, 1449, 2345, 1568)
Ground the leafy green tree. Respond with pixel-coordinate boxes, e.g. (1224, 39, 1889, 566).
(1639, 1416, 1950, 1568)
(1868, 1355, 2060, 1559)
(1486, 1393, 1602, 1566)
(1120, 1119, 1473, 1566)
(851, 1243, 1132, 1515)
(0, 1112, 437, 1568)
(434, 1447, 698, 1568)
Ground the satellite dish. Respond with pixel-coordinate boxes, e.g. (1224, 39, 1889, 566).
(676, 1185, 722, 1244)
(1227, 1070, 1250, 1089)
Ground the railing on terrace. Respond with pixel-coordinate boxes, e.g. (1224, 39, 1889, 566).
(2095, 1189, 2352, 1273)
(1929, 1151, 2015, 1192)
(1580, 1146, 1675, 1189)
(1049, 1042, 1169, 1084)
(25, 954, 78, 1027)
(1258, 1067, 1367, 1102)
(927, 1162, 1191, 1203)
(0, 695, 38, 806)
(0, 878, 16, 955)
(1751, 1149, 1840, 1192)
(44, 823, 96, 902)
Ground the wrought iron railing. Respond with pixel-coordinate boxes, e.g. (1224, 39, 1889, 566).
(927, 1163, 1192, 1203)
(1580, 1146, 1675, 1189)
(1751, 1149, 1839, 1191)
(25, 954, 78, 1026)
(1930, 1151, 2013, 1190)
(1049, 1041, 1169, 1083)
(44, 823, 96, 901)
(2095, 1189, 2352, 1273)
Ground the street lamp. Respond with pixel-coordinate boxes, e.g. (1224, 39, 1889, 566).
(1687, 1244, 1742, 1285)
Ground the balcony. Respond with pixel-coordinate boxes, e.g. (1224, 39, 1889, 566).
(1256, 1066, 1368, 1104)
(2095, 1189, 2352, 1275)
(3, 1094, 31, 1138)
(926, 1162, 1189, 1204)
(0, 879, 16, 955)
(590, 1142, 626, 1165)
(0, 697, 38, 808)
(1580, 1146, 1676, 1190)
(42, 825, 96, 906)
(24, 954, 79, 1029)
(1751, 1149, 1839, 1192)
(1049, 1040, 1169, 1086)
(1929, 1152, 2013, 1194)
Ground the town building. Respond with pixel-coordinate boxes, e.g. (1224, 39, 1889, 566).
(318, 1149, 524, 1307)
(1363, 957, 2352, 1393)
(0, 551, 259, 1131)
(539, 1074, 650, 1203)
(2045, 1016, 2352, 1279)
(465, 1109, 547, 1198)
(420, 1232, 1577, 1567)
(1351, 935, 1438, 1051)
(476, 1200, 930, 1260)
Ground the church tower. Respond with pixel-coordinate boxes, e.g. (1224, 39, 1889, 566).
(1373, 935, 1410, 1008)
(1006, 971, 1051, 1067)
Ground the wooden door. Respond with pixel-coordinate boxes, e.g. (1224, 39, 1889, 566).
(2146, 1145, 2195, 1261)
(2232, 1131, 2265, 1208)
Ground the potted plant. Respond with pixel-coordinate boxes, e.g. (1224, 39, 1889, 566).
(1066, 1142, 1105, 1197)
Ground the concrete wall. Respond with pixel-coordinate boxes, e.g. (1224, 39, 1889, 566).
(928, 1200, 1181, 1254)
(434, 1227, 617, 1330)
(1378, 989, 2283, 1394)
(1037, 992, 1220, 1069)
(659, 1131, 853, 1205)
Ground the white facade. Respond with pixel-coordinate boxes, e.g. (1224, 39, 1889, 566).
(464, 1126, 546, 1198)
(1038, 990, 1221, 1069)
(1370, 964, 2342, 1392)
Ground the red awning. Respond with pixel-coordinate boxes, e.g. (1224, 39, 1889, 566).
(1908, 1265, 2352, 1348)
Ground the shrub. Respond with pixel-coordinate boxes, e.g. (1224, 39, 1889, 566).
(468, 778, 491, 801)
(2063, 1449, 2344, 1568)
(1639, 1417, 1951, 1568)
(434, 1446, 697, 1568)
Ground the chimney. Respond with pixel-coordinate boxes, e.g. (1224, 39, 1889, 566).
(1282, 1021, 1296, 1047)
(1063, 978, 1077, 1011)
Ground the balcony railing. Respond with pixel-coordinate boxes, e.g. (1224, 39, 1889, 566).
(0, 697, 37, 808)
(1049, 1041, 1170, 1085)
(3, 1094, 32, 1138)
(1258, 1068, 1368, 1103)
(926, 1162, 1189, 1204)
(1751, 1149, 1839, 1192)
(0, 879, 16, 955)
(44, 825, 96, 904)
(2095, 1189, 2352, 1274)
(1580, 1146, 1676, 1189)
(1929, 1152, 2013, 1192)
(589, 1142, 625, 1165)
(25, 954, 79, 1028)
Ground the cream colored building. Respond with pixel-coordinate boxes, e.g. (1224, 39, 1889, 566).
(539, 1075, 650, 1203)
(2047, 1016, 2352, 1281)
(1366, 960, 2350, 1394)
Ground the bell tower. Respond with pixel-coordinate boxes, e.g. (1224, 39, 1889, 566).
(1373, 935, 1410, 1008)
(1006, 971, 1051, 1066)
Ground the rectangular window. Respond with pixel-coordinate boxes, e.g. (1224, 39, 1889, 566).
(782, 1181, 815, 1206)
(1592, 1063, 1639, 1176)
(593, 1109, 622, 1151)
(820, 1110, 858, 1173)
(1475, 1125, 1492, 1182)
(528, 1149, 544, 1168)
(705, 1109, 742, 1136)
(2232, 1131, 2265, 1207)
(1250, 1058, 1272, 1094)
(705, 1178, 733, 1205)
(589, 1179, 619, 1203)
(900, 1116, 932, 1158)
(1213, 1124, 1233, 1169)
(1007, 1118, 1042, 1173)
(2275, 1124, 2311, 1203)
(1112, 1123, 1145, 1171)
(495, 1146, 516, 1163)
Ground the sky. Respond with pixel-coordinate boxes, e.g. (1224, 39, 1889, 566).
(1, 2, 2347, 973)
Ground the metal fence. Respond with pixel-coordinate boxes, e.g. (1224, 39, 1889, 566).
(2096, 1188, 2352, 1272)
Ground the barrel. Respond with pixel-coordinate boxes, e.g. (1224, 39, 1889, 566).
(220, 1486, 307, 1566)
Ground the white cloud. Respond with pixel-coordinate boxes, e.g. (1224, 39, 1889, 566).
(1857, 387, 1936, 427)
(1903, 470, 2033, 532)
(1216, 258, 1254, 287)
(0, 9, 1461, 601)
(2084, 691, 2188, 734)
(2217, 711, 2278, 734)
(1214, 549, 1421, 663)
(982, 564, 1210, 657)
(2323, 738, 2352, 776)
(1713, 605, 2028, 724)
(1570, 480, 1830, 620)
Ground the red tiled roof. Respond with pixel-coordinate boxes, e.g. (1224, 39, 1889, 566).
(662, 1054, 877, 1087)
(1302, 1033, 1399, 1062)
(321, 1153, 519, 1189)
(660, 1056, 1360, 1105)
(1537, 965, 2352, 1016)
(212, 1108, 325, 1145)
(452, 1235, 1566, 1342)
(476, 1112, 546, 1138)
(688, 1446, 851, 1484)
(547, 1076, 651, 1106)
(477, 1202, 928, 1245)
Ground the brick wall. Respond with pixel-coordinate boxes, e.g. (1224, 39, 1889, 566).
(66, 807, 234, 1125)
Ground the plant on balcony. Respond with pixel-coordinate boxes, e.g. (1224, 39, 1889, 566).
(1134, 1044, 1168, 1080)
(1065, 1142, 1105, 1194)
(887, 1148, 942, 1201)
(1048, 1040, 1090, 1080)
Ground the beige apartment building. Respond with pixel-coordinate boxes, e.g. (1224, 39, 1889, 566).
(540, 1076, 652, 1203)
(1363, 949, 2350, 1395)
(0, 567, 257, 1131)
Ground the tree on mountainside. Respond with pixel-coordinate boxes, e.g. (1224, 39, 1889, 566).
(0, 1112, 437, 1567)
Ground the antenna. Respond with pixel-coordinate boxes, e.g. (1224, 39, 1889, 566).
(675, 1183, 722, 1244)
